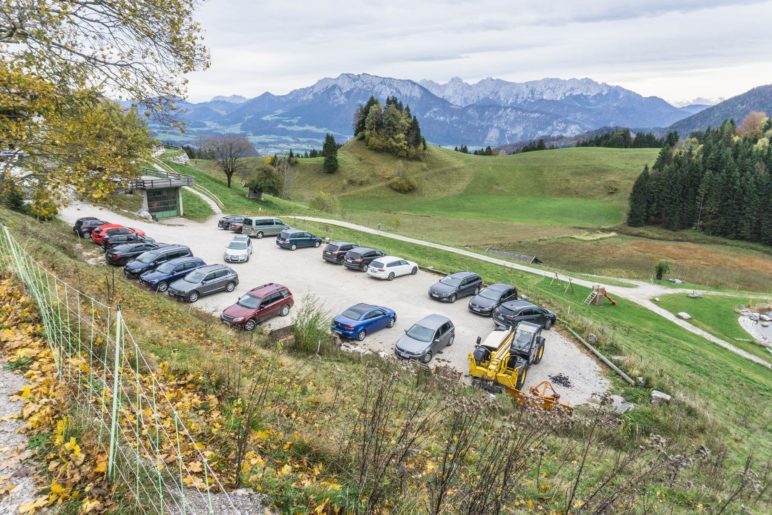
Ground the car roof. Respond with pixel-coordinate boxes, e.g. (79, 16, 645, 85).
(157, 244, 188, 253)
(377, 255, 405, 263)
(166, 256, 202, 265)
(283, 228, 305, 234)
(486, 283, 514, 292)
(501, 299, 537, 311)
(196, 264, 229, 273)
(349, 246, 375, 254)
(232, 235, 249, 240)
(448, 271, 479, 280)
(415, 314, 451, 330)
(328, 240, 354, 246)
(248, 282, 286, 296)
(344, 302, 376, 314)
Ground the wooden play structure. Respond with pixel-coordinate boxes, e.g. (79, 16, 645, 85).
(584, 285, 617, 306)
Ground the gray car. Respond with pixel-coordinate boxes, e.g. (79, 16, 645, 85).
(167, 264, 239, 303)
(428, 272, 482, 303)
(395, 314, 455, 364)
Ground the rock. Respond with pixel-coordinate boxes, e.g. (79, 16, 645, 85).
(168, 153, 190, 165)
(137, 210, 153, 221)
(740, 309, 753, 316)
(677, 312, 691, 320)
(759, 314, 770, 322)
(653, 297, 660, 302)
(668, 278, 683, 284)
(651, 390, 672, 404)
(587, 333, 598, 344)
(687, 291, 702, 298)
(750, 313, 760, 321)
(762, 322, 770, 328)
(610, 394, 635, 414)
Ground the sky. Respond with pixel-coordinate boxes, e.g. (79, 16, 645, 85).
(185, 0, 772, 105)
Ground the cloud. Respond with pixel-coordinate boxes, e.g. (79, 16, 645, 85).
(185, 0, 772, 103)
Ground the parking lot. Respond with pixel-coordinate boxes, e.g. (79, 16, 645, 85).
(61, 204, 609, 405)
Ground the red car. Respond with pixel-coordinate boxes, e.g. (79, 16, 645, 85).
(91, 224, 146, 245)
(220, 283, 293, 331)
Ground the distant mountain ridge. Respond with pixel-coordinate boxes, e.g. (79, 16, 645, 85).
(151, 73, 697, 152)
(668, 85, 772, 136)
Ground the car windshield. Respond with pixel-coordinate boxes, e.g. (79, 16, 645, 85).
(156, 262, 176, 273)
(479, 288, 502, 301)
(341, 307, 367, 320)
(136, 252, 158, 264)
(440, 276, 462, 287)
(237, 294, 261, 309)
(406, 324, 434, 342)
(228, 242, 247, 250)
(185, 270, 207, 283)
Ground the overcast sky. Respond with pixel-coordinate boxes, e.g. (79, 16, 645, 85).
(185, 0, 772, 105)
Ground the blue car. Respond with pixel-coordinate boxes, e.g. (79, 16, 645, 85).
(332, 303, 397, 341)
(276, 229, 322, 250)
(138, 256, 206, 292)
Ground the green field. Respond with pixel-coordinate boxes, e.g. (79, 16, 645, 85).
(180, 188, 215, 221)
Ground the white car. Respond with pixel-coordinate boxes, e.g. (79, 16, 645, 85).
(367, 256, 418, 280)
(224, 236, 252, 263)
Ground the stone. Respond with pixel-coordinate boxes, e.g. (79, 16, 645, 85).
(610, 394, 635, 414)
(587, 333, 598, 344)
(651, 390, 672, 404)
(677, 312, 691, 320)
(668, 278, 683, 284)
(759, 314, 770, 322)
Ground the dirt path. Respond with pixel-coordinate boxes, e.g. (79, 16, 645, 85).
(0, 364, 37, 513)
(289, 216, 772, 369)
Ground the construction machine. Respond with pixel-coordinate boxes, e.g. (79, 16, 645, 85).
(468, 322, 571, 412)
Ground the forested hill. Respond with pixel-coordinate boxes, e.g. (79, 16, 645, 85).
(668, 85, 772, 136)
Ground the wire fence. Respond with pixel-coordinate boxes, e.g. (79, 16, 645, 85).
(0, 226, 238, 514)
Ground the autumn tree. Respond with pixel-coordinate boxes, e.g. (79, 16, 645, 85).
(0, 0, 209, 215)
(199, 135, 257, 187)
(737, 111, 768, 137)
(245, 164, 283, 201)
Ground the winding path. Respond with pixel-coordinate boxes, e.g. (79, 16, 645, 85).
(288, 216, 772, 369)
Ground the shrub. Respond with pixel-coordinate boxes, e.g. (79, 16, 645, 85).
(289, 296, 338, 355)
(388, 168, 417, 194)
(309, 192, 341, 214)
(655, 260, 671, 280)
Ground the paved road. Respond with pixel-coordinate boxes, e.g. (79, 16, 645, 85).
(60, 204, 609, 406)
(289, 216, 772, 369)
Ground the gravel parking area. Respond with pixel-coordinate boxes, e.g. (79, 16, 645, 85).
(60, 204, 609, 405)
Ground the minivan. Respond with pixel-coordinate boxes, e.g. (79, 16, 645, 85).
(123, 245, 192, 279)
(242, 217, 289, 239)
(276, 229, 322, 250)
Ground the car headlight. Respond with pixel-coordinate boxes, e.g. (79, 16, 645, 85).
(232, 316, 244, 322)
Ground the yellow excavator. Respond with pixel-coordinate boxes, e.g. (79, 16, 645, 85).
(469, 322, 571, 412)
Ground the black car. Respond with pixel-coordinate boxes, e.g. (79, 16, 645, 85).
(123, 245, 192, 279)
(102, 232, 148, 251)
(492, 300, 556, 330)
(428, 272, 482, 303)
(105, 241, 165, 266)
(167, 264, 239, 303)
(218, 215, 245, 230)
(468, 283, 518, 317)
(323, 241, 358, 264)
(343, 247, 386, 271)
(73, 218, 109, 238)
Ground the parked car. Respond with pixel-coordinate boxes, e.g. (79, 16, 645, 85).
(343, 247, 386, 272)
(74, 218, 109, 238)
(428, 272, 482, 303)
(492, 300, 556, 330)
(276, 229, 322, 250)
(90, 223, 124, 244)
(102, 232, 148, 251)
(105, 242, 165, 266)
(468, 283, 518, 317)
(394, 314, 455, 364)
(218, 215, 244, 230)
(242, 217, 289, 238)
(220, 283, 293, 330)
(322, 241, 357, 264)
(167, 264, 239, 303)
(123, 245, 192, 279)
(138, 256, 206, 292)
(367, 256, 418, 280)
(91, 224, 145, 245)
(332, 303, 397, 341)
(224, 236, 252, 263)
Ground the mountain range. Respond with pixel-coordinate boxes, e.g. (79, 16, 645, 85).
(150, 73, 768, 153)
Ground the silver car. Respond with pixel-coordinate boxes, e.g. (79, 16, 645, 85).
(395, 314, 455, 364)
(242, 217, 289, 239)
(167, 264, 239, 303)
(224, 236, 252, 263)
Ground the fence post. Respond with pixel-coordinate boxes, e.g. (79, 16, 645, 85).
(108, 305, 123, 481)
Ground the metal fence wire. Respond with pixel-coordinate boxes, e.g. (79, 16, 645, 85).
(0, 226, 239, 514)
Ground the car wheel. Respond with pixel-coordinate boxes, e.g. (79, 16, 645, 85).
(187, 291, 199, 303)
(225, 282, 236, 292)
(447, 334, 455, 347)
(449, 294, 457, 303)
(244, 319, 257, 331)
(387, 316, 396, 328)
(421, 351, 433, 364)
(411, 266, 418, 275)
(534, 343, 545, 364)
(280, 305, 290, 317)
(387, 272, 395, 281)
(157, 281, 168, 293)
(256, 231, 264, 239)
(516, 367, 527, 389)
(290, 244, 297, 251)
(361, 263, 368, 272)
(314, 240, 321, 248)
(357, 329, 366, 341)
(545, 319, 553, 330)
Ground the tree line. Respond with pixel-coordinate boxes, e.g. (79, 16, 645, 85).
(454, 145, 496, 155)
(578, 129, 672, 149)
(627, 114, 772, 245)
(353, 96, 426, 158)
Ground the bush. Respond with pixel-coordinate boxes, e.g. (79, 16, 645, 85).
(309, 192, 340, 214)
(389, 175, 417, 193)
(655, 260, 671, 280)
(289, 296, 338, 355)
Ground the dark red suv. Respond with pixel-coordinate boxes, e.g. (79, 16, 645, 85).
(220, 283, 293, 331)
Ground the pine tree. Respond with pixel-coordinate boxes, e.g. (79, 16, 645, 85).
(627, 165, 650, 226)
(322, 133, 338, 173)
